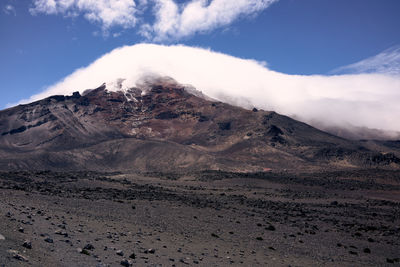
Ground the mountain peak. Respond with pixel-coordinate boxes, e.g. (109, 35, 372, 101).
(0, 77, 399, 172)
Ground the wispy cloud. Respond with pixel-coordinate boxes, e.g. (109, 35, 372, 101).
(30, 0, 139, 31)
(16, 44, 400, 136)
(141, 0, 278, 41)
(332, 46, 400, 75)
(29, 0, 278, 40)
(3, 4, 16, 16)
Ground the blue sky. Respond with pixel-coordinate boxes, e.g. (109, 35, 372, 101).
(1, 0, 400, 109)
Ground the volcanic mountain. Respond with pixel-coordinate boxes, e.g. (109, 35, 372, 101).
(0, 77, 399, 172)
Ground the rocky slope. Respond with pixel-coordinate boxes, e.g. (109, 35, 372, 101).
(0, 77, 398, 172)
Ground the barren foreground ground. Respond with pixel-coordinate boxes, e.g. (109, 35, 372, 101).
(0, 170, 399, 266)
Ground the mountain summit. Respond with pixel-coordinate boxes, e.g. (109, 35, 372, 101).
(0, 77, 398, 172)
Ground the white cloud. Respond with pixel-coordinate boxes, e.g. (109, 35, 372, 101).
(3, 4, 16, 16)
(29, 0, 278, 40)
(142, 0, 278, 41)
(30, 0, 138, 30)
(332, 46, 400, 75)
(17, 44, 400, 136)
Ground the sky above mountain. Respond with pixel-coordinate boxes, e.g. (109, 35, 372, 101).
(1, 0, 400, 134)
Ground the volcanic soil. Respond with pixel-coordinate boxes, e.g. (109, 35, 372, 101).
(0, 170, 399, 266)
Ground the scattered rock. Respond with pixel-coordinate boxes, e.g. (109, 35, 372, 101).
(387, 258, 395, 263)
(18, 227, 24, 233)
(84, 243, 95, 250)
(386, 258, 400, 264)
(146, 248, 155, 254)
(218, 122, 231, 131)
(23, 240, 32, 249)
(129, 253, 136, 259)
(363, 248, 371, 254)
(256, 237, 263, 241)
(44, 237, 53, 243)
(120, 259, 133, 267)
(7, 250, 28, 262)
(13, 253, 29, 262)
(116, 250, 124, 256)
(78, 248, 90, 256)
(0, 234, 5, 240)
(180, 258, 189, 264)
(266, 225, 276, 231)
(55, 229, 68, 237)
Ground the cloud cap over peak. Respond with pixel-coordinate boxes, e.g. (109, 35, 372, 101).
(18, 43, 400, 136)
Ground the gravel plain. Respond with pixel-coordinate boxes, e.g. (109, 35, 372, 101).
(0, 170, 399, 266)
